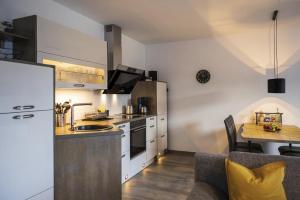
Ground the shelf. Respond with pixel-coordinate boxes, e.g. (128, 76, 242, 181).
(0, 31, 29, 42)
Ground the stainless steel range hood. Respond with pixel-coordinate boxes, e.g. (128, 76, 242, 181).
(103, 25, 145, 94)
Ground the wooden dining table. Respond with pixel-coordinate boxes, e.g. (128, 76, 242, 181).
(241, 123, 300, 144)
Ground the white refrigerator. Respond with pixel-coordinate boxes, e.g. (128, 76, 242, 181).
(0, 60, 54, 200)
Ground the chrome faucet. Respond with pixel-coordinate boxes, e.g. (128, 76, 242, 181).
(70, 103, 92, 131)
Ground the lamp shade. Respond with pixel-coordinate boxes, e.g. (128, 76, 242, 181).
(268, 78, 285, 93)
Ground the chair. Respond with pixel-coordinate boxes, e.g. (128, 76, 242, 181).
(278, 143, 300, 157)
(224, 115, 263, 153)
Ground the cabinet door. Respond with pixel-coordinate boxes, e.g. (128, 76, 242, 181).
(129, 152, 146, 179)
(37, 17, 107, 65)
(146, 138, 157, 161)
(0, 110, 54, 200)
(157, 114, 167, 155)
(121, 151, 130, 184)
(118, 123, 130, 154)
(157, 115, 167, 136)
(157, 82, 167, 115)
(158, 134, 167, 155)
(0, 61, 54, 113)
(146, 116, 157, 141)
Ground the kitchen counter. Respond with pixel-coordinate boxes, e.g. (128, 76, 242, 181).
(55, 114, 156, 138)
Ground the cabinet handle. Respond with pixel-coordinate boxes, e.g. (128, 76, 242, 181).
(22, 105, 35, 110)
(73, 84, 85, 88)
(118, 125, 126, 128)
(13, 106, 22, 110)
(161, 118, 165, 121)
(12, 115, 21, 120)
(150, 117, 155, 120)
(121, 154, 126, 158)
(150, 125, 155, 128)
(23, 114, 34, 119)
(121, 134, 126, 138)
(161, 135, 165, 138)
(150, 140, 155, 143)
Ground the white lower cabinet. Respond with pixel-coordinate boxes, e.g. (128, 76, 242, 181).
(121, 151, 130, 184)
(129, 152, 146, 179)
(157, 114, 168, 155)
(146, 138, 157, 163)
(118, 123, 130, 184)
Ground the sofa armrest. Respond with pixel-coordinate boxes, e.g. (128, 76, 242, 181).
(194, 152, 228, 194)
(187, 182, 228, 200)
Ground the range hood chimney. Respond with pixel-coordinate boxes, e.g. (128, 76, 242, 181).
(105, 25, 122, 70)
(104, 24, 145, 94)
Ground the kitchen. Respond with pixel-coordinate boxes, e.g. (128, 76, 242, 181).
(2, 1, 300, 200)
(0, 13, 167, 200)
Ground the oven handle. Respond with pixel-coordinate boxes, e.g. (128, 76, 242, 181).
(131, 126, 146, 132)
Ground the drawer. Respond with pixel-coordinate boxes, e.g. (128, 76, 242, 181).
(146, 138, 157, 162)
(117, 123, 130, 154)
(146, 116, 156, 127)
(146, 116, 157, 141)
(121, 151, 130, 184)
(129, 152, 146, 178)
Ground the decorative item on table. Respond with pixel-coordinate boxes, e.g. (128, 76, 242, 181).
(55, 101, 71, 127)
(263, 123, 281, 133)
(255, 112, 283, 126)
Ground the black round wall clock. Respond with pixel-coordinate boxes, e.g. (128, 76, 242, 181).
(196, 70, 210, 84)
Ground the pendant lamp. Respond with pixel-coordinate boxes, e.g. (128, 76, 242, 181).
(268, 10, 285, 93)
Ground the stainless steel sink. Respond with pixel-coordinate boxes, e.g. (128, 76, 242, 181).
(72, 125, 113, 132)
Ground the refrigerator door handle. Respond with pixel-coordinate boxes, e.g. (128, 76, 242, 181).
(23, 105, 35, 110)
(12, 115, 22, 120)
(13, 106, 22, 110)
(23, 114, 34, 119)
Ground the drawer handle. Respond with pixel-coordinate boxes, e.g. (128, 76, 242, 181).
(73, 84, 85, 88)
(150, 125, 155, 128)
(13, 106, 22, 110)
(161, 118, 165, 121)
(161, 135, 165, 138)
(12, 115, 21, 120)
(150, 117, 155, 120)
(121, 154, 126, 158)
(23, 114, 34, 119)
(23, 105, 35, 110)
(150, 140, 155, 143)
(119, 125, 126, 128)
(121, 134, 126, 138)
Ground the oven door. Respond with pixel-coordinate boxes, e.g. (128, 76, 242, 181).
(130, 125, 146, 159)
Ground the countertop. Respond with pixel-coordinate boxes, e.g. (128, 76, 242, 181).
(56, 114, 156, 139)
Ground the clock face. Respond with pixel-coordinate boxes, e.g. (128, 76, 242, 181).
(196, 70, 210, 84)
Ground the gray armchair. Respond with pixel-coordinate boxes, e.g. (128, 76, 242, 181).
(187, 152, 300, 200)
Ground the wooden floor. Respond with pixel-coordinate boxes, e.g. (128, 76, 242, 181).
(122, 151, 195, 200)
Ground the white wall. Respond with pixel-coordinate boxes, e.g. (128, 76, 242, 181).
(146, 25, 300, 154)
(0, 0, 146, 117)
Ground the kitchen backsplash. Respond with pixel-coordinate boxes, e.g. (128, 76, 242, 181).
(56, 89, 130, 121)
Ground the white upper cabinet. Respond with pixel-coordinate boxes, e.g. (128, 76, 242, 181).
(36, 17, 107, 66)
(35, 16, 107, 90)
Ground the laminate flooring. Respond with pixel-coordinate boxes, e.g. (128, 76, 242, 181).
(122, 151, 195, 200)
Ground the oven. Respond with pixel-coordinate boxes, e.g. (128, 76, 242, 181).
(130, 119, 146, 159)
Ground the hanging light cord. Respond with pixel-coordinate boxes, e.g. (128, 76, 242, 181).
(273, 11, 279, 78)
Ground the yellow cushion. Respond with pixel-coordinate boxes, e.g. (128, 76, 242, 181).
(225, 159, 287, 200)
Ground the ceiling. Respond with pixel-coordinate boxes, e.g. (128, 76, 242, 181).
(54, 0, 300, 44)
